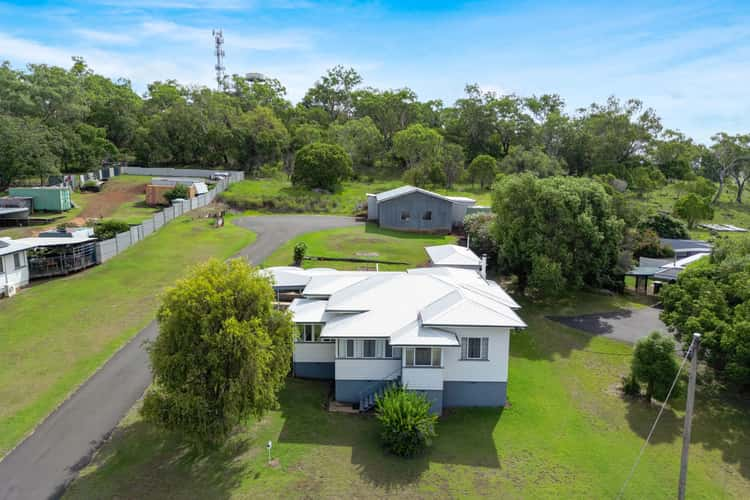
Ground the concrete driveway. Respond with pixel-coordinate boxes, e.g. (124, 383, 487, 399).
(0, 215, 359, 500)
(547, 305, 669, 344)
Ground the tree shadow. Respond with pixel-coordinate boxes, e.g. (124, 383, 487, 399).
(65, 418, 251, 499)
(624, 388, 750, 481)
(547, 309, 634, 335)
(277, 379, 502, 491)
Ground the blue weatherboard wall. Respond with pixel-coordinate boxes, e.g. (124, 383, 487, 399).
(411, 389, 443, 415)
(378, 191, 453, 232)
(293, 362, 334, 380)
(336, 380, 393, 403)
(443, 381, 507, 407)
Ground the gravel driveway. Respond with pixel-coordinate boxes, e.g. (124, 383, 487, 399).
(547, 305, 669, 344)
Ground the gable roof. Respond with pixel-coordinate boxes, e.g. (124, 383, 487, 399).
(425, 244, 481, 267)
(375, 185, 475, 205)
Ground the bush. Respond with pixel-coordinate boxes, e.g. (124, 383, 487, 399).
(82, 179, 101, 192)
(293, 242, 307, 266)
(673, 193, 713, 229)
(375, 386, 438, 457)
(164, 184, 189, 203)
(630, 332, 680, 402)
(622, 373, 641, 396)
(463, 213, 497, 265)
(292, 142, 352, 190)
(638, 213, 690, 239)
(631, 229, 675, 259)
(94, 219, 130, 240)
(528, 254, 566, 298)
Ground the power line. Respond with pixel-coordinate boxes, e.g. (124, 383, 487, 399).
(616, 335, 698, 499)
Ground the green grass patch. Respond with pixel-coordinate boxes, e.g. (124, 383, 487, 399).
(220, 178, 492, 215)
(0, 215, 255, 455)
(107, 200, 161, 225)
(263, 222, 456, 271)
(63, 291, 750, 498)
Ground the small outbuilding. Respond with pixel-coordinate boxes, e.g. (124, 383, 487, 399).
(18, 231, 97, 279)
(0, 237, 32, 297)
(366, 186, 477, 232)
(145, 183, 196, 206)
(8, 187, 72, 212)
(425, 244, 485, 273)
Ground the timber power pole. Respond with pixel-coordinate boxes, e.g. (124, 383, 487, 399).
(212, 29, 226, 90)
(678, 333, 701, 500)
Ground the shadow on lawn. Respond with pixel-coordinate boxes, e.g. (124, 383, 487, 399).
(65, 419, 251, 500)
(277, 379, 502, 490)
(624, 390, 750, 481)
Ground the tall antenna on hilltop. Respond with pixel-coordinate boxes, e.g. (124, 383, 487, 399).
(212, 29, 226, 90)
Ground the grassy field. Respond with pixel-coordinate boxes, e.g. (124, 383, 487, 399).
(0, 215, 255, 455)
(631, 180, 750, 241)
(220, 178, 493, 215)
(63, 291, 750, 499)
(263, 223, 456, 271)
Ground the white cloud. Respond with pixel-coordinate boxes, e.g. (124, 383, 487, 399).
(73, 29, 137, 45)
(0, 33, 73, 67)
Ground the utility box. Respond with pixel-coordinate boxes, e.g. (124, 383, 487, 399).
(8, 187, 72, 212)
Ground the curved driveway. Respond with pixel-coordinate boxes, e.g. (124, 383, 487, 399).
(0, 215, 359, 500)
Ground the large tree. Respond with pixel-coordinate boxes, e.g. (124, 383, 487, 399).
(391, 123, 443, 172)
(302, 65, 362, 122)
(499, 146, 564, 178)
(292, 142, 352, 190)
(142, 259, 296, 445)
(492, 174, 624, 293)
(328, 116, 384, 171)
(467, 154, 497, 189)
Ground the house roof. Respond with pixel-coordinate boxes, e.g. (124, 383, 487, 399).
(0, 207, 28, 216)
(425, 244, 481, 267)
(660, 238, 712, 253)
(16, 234, 96, 248)
(264, 264, 525, 345)
(374, 185, 475, 205)
(0, 237, 34, 257)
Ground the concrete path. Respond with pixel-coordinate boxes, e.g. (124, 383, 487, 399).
(548, 305, 668, 344)
(0, 215, 359, 500)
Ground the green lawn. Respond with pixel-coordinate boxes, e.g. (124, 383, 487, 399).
(0, 215, 255, 455)
(63, 291, 750, 498)
(220, 178, 493, 215)
(263, 222, 456, 271)
(631, 180, 750, 241)
(107, 199, 161, 224)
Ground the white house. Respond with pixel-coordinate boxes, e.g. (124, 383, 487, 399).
(265, 264, 525, 414)
(0, 237, 32, 297)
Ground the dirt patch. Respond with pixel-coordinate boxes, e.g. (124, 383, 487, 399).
(76, 182, 146, 224)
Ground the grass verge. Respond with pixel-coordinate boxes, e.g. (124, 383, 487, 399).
(62, 291, 750, 498)
(263, 222, 456, 271)
(0, 215, 255, 455)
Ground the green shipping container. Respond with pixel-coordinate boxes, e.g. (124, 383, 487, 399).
(8, 187, 72, 212)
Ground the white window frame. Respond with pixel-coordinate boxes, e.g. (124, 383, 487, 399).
(13, 252, 26, 270)
(404, 347, 442, 367)
(363, 339, 376, 358)
(297, 324, 330, 343)
(461, 337, 489, 361)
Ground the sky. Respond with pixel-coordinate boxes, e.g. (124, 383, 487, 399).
(1, 0, 749, 142)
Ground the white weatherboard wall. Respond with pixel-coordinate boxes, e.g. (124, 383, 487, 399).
(442, 327, 510, 382)
(293, 343, 335, 363)
(335, 358, 401, 380)
(402, 367, 444, 390)
(1, 253, 29, 291)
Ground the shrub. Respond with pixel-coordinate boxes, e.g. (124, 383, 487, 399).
(82, 179, 101, 192)
(375, 386, 438, 457)
(293, 242, 307, 266)
(673, 193, 713, 229)
(630, 332, 680, 402)
(528, 254, 566, 298)
(292, 142, 352, 190)
(164, 184, 189, 203)
(631, 229, 675, 259)
(637, 213, 690, 239)
(622, 373, 641, 396)
(463, 213, 497, 265)
(94, 219, 130, 240)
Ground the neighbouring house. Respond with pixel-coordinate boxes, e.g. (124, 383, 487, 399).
(0, 237, 32, 297)
(366, 185, 478, 232)
(7, 187, 72, 212)
(659, 238, 712, 259)
(425, 244, 484, 272)
(264, 263, 525, 415)
(626, 252, 711, 294)
(17, 229, 98, 279)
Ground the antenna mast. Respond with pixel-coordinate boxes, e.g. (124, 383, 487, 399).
(212, 29, 226, 90)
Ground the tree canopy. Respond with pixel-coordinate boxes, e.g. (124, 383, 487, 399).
(292, 142, 353, 190)
(142, 259, 295, 445)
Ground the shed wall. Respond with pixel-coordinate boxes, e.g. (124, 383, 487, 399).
(377, 191, 453, 231)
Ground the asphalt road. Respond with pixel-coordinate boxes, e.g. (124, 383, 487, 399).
(547, 305, 669, 344)
(0, 215, 359, 500)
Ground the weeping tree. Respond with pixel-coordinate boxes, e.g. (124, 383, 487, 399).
(142, 259, 295, 445)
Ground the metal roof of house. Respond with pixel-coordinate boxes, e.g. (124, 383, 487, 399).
(0, 207, 28, 216)
(425, 244, 481, 267)
(264, 264, 525, 346)
(660, 238, 712, 253)
(0, 237, 34, 256)
(16, 234, 96, 248)
(374, 185, 475, 205)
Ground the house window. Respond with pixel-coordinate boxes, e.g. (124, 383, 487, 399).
(422, 210, 432, 221)
(385, 340, 392, 358)
(346, 339, 354, 358)
(297, 324, 325, 342)
(363, 339, 376, 358)
(0, 257, 4, 273)
(405, 347, 441, 367)
(13, 252, 25, 270)
(400, 211, 410, 221)
(461, 337, 489, 360)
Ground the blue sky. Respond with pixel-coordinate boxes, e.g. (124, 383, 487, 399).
(1, 0, 748, 142)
